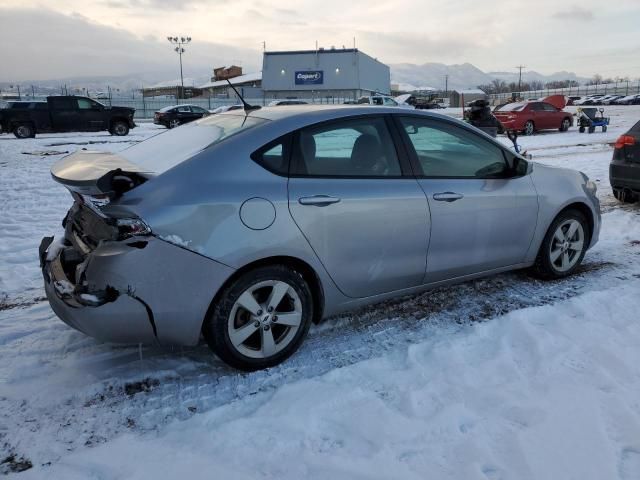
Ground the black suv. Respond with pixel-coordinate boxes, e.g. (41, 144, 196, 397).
(153, 104, 211, 128)
(610, 120, 640, 203)
(0, 96, 136, 138)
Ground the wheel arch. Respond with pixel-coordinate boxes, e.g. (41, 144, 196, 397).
(202, 255, 325, 331)
(553, 202, 595, 245)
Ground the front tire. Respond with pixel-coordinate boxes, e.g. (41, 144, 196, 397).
(523, 120, 535, 136)
(203, 265, 314, 371)
(110, 121, 129, 136)
(559, 118, 571, 132)
(532, 209, 590, 279)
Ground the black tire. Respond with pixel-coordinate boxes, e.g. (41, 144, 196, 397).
(559, 118, 571, 132)
(579, 126, 585, 133)
(588, 126, 595, 134)
(532, 209, 590, 280)
(168, 119, 180, 129)
(602, 125, 607, 132)
(523, 120, 535, 136)
(203, 265, 314, 371)
(13, 123, 34, 139)
(613, 189, 637, 203)
(109, 121, 129, 136)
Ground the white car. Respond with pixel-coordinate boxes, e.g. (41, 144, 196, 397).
(574, 95, 605, 106)
(211, 104, 243, 114)
(356, 95, 414, 109)
(267, 100, 309, 106)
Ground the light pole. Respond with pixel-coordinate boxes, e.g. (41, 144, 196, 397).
(167, 36, 191, 98)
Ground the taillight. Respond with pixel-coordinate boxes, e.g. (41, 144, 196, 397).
(614, 135, 635, 149)
(115, 218, 151, 239)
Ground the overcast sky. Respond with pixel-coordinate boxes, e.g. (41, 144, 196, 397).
(1, 0, 639, 82)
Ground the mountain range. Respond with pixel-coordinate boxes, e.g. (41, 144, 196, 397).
(389, 62, 589, 91)
(0, 63, 591, 95)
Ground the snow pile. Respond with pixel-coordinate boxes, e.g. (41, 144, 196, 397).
(21, 281, 640, 479)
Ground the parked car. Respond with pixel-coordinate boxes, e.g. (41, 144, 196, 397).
(0, 96, 135, 138)
(493, 96, 573, 135)
(574, 94, 606, 106)
(153, 104, 211, 128)
(211, 104, 243, 114)
(601, 95, 623, 105)
(613, 94, 640, 105)
(566, 96, 582, 106)
(267, 100, 309, 106)
(40, 105, 600, 370)
(610, 119, 640, 203)
(355, 95, 414, 109)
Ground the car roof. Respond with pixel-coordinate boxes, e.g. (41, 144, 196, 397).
(226, 104, 422, 122)
(159, 104, 199, 112)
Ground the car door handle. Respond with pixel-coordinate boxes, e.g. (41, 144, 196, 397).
(433, 192, 464, 202)
(298, 195, 341, 206)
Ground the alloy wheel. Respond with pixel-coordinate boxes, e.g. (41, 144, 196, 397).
(169, 119, 180, 128)
(549, 219, 584, 272)
(227, 280, 302, 359)
(524, 121, 534, 135)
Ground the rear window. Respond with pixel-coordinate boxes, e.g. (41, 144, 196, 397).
(630, 120, 640, 133)
(496, 103, 525, 112)
(120, 113, 267, 173)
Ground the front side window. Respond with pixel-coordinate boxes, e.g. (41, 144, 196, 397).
(177, 106, 191, 113)
(400, 117, 508, 178)
(293, 117, 401, 177)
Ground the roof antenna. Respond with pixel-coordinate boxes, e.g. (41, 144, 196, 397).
(226, 79, 260, 112)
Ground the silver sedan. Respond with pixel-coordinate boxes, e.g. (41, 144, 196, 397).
(40, 106, 600, 370)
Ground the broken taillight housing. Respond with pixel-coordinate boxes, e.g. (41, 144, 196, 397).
(115, 218, 151, 239)
(614, 135, 636, 149)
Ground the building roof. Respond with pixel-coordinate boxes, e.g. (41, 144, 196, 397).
(455, 89, 487, 95)
(264, 48, 358, 56)
(199, 72, 262, 89)
(147, 78, 197, 89)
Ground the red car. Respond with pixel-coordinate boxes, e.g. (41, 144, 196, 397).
(494, 95, 573, 135)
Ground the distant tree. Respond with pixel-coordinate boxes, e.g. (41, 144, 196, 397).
(529, 80, 544, 91)
(491, 79, 508, 93)
(586, 74, 603, 86)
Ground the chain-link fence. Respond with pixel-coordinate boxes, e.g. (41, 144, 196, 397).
(488, 80, 640, 104)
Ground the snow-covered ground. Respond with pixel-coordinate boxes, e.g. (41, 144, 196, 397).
(1, 108, 639, 478)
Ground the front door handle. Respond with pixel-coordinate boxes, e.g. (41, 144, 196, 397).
(298, 195, 341, 206)
(433, 192, 464, 202)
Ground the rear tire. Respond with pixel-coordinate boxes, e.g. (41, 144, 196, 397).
(579, 126, 585, 133)
(523, 120, 535, 136)
(202, 265, 314, 371)
(532, 209, 590, 279)
(168, 119, 180, 129)
(13, 123, 34, 139)
(109, 121, 129, 136)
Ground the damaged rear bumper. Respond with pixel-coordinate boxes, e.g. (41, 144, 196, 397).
(40, 234, 235, 346)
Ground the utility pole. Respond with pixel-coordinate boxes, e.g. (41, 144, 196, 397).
(516, 65, 526, 96)
(167, 36, 192, 98)
(444, 74, 449, 98)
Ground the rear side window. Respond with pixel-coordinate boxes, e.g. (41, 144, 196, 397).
(292, 116, 402, 177)
(251, 136, 291, 176)
(49, 97, 76, 110)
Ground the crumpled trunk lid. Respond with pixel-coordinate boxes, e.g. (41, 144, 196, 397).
(51, 150, 152, 197)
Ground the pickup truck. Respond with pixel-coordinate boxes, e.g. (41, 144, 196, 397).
(0, 96, 136, 138)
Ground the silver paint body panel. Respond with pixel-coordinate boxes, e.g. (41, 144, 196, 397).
(43, 106, 601, 345)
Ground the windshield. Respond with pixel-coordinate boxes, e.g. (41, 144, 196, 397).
(496, 103, 525, 112)
(120, 114, 267, 173)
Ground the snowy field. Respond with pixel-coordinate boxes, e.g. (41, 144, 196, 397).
(1, 108, 640, 478)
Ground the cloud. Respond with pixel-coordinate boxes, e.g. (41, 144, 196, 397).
(551, 6, 595, 21)
(0, 7, 261, 82)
